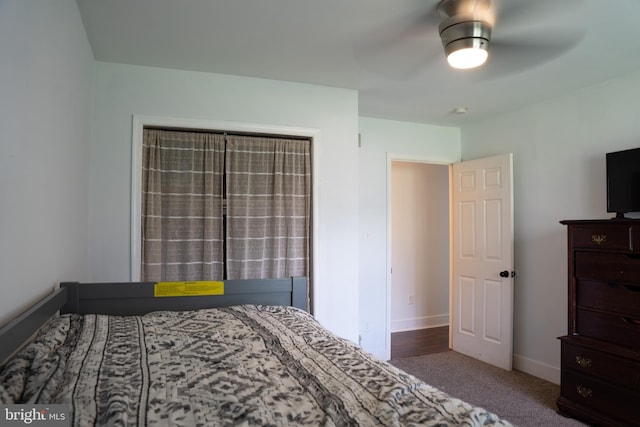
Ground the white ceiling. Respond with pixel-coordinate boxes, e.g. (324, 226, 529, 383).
(76, 0, 640, 126)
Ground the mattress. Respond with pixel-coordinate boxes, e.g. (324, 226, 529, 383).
(0, 305, 512, 426)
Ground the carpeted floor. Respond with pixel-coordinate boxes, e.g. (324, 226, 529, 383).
(390, 351, 588, 427)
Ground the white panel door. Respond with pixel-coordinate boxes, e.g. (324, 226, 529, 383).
(452, 154, 514, 370)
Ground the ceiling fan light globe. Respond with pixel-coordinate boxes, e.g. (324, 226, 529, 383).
(447, 47, 488, 69)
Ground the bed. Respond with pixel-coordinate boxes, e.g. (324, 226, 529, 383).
(0, 277, 513, 426)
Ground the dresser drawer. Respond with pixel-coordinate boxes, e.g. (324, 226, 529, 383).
(577, 279, 640, 316)
(561, 340, 640, 390)
(575, 251, 640, 282)
(577, 308, 640, 349)
(561, 370, 640, 425)
(571, 225, 631, 250)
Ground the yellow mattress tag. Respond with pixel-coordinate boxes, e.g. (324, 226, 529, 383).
(154, 281, 224, 297)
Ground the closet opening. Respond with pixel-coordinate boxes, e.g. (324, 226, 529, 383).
(130, 117, 319, 313)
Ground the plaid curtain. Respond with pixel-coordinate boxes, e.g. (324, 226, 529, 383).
(141, 129, 225, 281)
(141, 129, 311, 282)
(225, 135, 311, 279)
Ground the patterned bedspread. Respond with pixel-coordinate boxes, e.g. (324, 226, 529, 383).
(0, 305, 512, 426)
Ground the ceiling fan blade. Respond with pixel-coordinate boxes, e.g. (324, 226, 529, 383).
(354, 37, 441, 80)
(352, 4, 442, 79)
(475, 29, 586, 78)
(494, 0, 586, 35)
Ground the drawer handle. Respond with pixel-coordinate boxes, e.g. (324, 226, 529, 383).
(575, 356, 592, 368)
(606, 282, 640, 293)
(591, 234, 606, 244)
(577, 386, 593, 398)
(623, 284, 640, 293)
(621, 316, 640, 325)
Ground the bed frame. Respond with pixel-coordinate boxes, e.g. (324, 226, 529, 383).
(0, 276, 307, 364)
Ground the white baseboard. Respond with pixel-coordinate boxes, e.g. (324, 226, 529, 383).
(513, 353, 560, 385)
(391, 314, 449, 332)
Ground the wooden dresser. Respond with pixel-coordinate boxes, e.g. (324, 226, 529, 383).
(558, 220, 640, 427)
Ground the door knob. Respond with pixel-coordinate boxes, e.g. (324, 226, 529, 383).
(500, 270, 509, 278)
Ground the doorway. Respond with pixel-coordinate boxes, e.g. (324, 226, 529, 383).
(387, 154, 514, 368)
(389, 160, 450, 357)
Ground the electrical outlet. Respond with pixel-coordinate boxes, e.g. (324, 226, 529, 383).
(408, 294, 414, 305)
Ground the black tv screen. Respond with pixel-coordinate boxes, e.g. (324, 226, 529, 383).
(606, 147, 640, 218)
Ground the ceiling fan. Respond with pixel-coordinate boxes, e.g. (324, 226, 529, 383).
(356, 0, 586, 78)
(437, 0, 494, 69)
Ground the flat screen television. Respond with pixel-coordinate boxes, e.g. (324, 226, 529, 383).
(606, 147, 640, 219)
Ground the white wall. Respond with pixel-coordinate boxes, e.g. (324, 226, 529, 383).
(89, 62, 360, 341)
(391, 162, 449, 332)
(0, 0, 94, 325)
(461, 68, 640, 382)
(358, 117, 460, 359)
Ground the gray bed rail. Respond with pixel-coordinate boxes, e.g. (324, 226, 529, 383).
(60, 277, 308, 315)
(0, 287, 68, 364)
